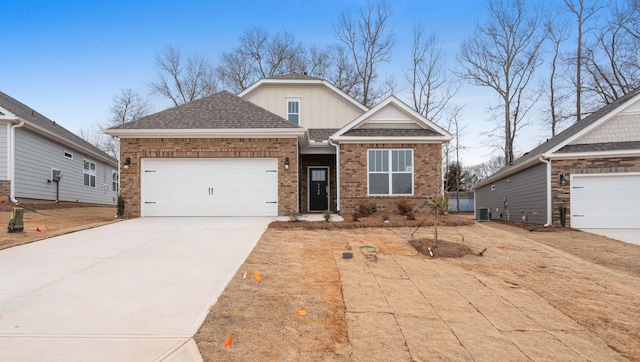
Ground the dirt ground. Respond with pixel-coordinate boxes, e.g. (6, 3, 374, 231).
(195, 221, 640, 361)
(0, 206, 118, 250)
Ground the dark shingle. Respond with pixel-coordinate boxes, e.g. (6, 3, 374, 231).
(0, 91, 117, 163)
(341, 128, 441, 137)
(557, 141, 640, 153)
(266, 73, 323, 81)
(308, 129, 340, 142)
(109, 91, 300, 130)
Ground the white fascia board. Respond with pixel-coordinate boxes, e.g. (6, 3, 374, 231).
(238, 78, 368, 112)
(546, 93, 640, 154)
(20, 119, 117, 166)
(0, 106, 17, 120)
(103, 128, 306, 138)
(473, 156, 542, 190)
(331, 136, 452, 144)
(545, 149, 640, 159)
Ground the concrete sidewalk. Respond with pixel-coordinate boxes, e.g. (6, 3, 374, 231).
(0, 217, 271, 361)
(334, 248, 625, 361)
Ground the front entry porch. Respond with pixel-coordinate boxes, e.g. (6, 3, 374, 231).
(300, 154, 337, 213)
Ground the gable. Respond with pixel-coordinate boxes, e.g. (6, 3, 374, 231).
(355, 103, 425, 130)
(242, 84, 365, 129)
(571, 100, 640, 145)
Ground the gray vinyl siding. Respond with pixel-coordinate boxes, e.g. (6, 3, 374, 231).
(0, 124, 8, 179)
(475, 162, 547, 224)
(14, 128, 117, 205)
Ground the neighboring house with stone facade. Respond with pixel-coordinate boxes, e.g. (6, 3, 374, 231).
(0, 92, 119, 205)
(474, 87, 640, 230)
(105, 74, 452, 218)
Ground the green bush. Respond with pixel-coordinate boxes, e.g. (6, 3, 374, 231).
(369, 202, 377, 214)
(117, 194, 125, 217)
(559, 204, 567, 228)
(323, 210, 332, 222)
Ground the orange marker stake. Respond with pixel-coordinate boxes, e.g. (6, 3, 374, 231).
(255, 272, 262, 281)
(223, 334, 233, 347)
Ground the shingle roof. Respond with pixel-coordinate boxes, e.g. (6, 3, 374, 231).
(0, 91, 117, 164)
(341, 128, 441, 137)
(480, 87, 640, 185)
(109, 91, 301, 130)
(308, 128, 340, 142)
(557, 141, 640, 153)
(266, 73, 323, 81)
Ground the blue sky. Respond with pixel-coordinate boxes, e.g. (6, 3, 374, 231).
(2, 0, 545, 166)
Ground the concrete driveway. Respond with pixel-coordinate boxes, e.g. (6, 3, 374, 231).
(581, 228, 640, 245)
(0, 217, 272, 361)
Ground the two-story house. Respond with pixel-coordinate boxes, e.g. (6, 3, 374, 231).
(105, 74, 451, 217)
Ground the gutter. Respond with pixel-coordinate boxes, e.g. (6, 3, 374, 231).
(9, 121, 25, 204)
(328, 137, 340, 214)
(538, 156, 552, 227)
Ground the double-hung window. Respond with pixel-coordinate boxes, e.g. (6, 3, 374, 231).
(286, 98, 300, 125)
(84, 160, 96, 187)
(112, 170, 119, 192)
(368, 149, 413, 195)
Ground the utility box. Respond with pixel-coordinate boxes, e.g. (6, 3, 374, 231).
(8, 207, 24, 233)
(52, 170, 62, 182)
(476, 208, 491, 222)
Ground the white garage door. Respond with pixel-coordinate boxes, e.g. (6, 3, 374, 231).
(141, 158, 278, 217)
(571, 173, 640, 228)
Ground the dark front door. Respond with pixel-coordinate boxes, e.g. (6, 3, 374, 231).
(309, 168, 328, 211)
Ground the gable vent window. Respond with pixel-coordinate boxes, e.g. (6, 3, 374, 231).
(83, 160, 96, 188)
(64, 151, 73, 160)
(287, 98, 300, 125)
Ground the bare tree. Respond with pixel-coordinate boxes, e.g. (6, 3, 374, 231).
(458, 0, 547, 166)
(543, 20, 572, 136)
(581, 0, 640, 104)
(218, 48, 255, 93)
(149, 45, 218, 105)
(404, 24, 458, 124)
(334, 0, 396, 107)
(467, 155, 506, 185)
(326, 45, 362, 100)
(563, 0, 609, 121)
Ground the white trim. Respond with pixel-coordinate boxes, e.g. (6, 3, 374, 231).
(238, 78, 368, 112)
(367, 148, 414, 196)
(286, 97, 301, 126)
(546, 92, 640, 155)
(104, 128, 306, 138)
(307, 166, 330, 212)
(63, 150, 74, 160)
(332, 95, 452, 140)
(83, 159, 96, 188)
(545, 149, 640, 159)
(538, 156, 552, 227)
(0, 106, 17, 120)
(335, 136, 452, 144)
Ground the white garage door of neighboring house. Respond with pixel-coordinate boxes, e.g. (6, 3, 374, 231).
(141, 158, 279, 217)
(571, 173, 640, 228)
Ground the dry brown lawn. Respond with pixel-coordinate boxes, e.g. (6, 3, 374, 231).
(0, 205, 119, 250)
(196, 221, 640, 361)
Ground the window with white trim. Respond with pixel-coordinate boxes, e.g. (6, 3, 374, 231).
(368, 149, 413, 195)
(286, 98, 300, 125)
(64, 151, 73, 160)
(83, 160, 96, 187)
(112, 170, 119, 192)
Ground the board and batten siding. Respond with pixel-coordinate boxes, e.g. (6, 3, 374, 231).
(244, 85, 365, 129)
(0, 123, 8, 179)
(14, 128, 117, 205)
(475, 163, 547, 224)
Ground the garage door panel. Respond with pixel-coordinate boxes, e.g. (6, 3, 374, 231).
(141, 158, 279, 217)
(571, 173, 640, 228)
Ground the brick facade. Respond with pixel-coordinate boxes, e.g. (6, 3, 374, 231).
(119, 137, 298, 218)
(300, 154, 337, 212)
(0, 180, 10, 201)
(551, 157, 640, 227)
(339, 143, 442, 214)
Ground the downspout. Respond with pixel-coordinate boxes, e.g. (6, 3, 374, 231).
(9, 121, 25, 204)
(328, 138, 340, 214)
(538, 156, 552, 227)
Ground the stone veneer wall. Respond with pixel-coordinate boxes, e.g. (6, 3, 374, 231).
(551, 157, 640, 227)
(119, 137, 298, 218)
(339, 143, 442, 214)
(0, 180, 10, 201)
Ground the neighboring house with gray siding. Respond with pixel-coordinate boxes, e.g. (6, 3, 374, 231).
(474, 87, 640, 230)
(0, 91, 118, 205)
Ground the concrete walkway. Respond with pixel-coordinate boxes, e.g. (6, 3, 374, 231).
(334, 248, 625, 361)
(0, 217, 271, 361)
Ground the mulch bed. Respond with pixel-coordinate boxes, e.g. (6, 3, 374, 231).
(409, 238, 475, 258)
(270, 212, 475, 230)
